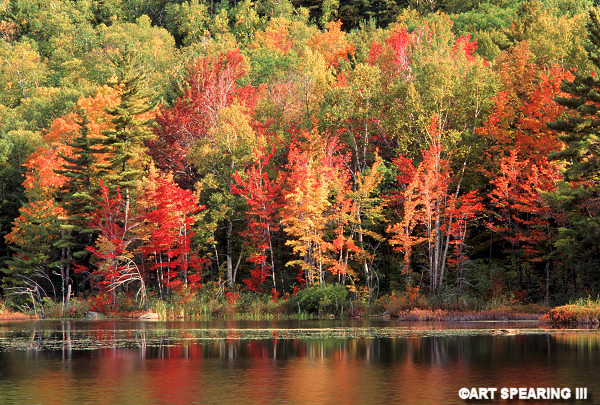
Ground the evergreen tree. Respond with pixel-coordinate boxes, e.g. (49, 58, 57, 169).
(547, 10, 600, 290)
(3, 188, 62, 306)
(54, 111, 108, 304)
(102, 51, 156, 194)
(58, 111, 106, 238)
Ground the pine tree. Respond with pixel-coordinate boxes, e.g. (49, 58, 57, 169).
(54, 111, 109, 307)
(102, 51, 156, 194)
(549, 13, 600, 183)
(547, 9, 600, 289)
(58, 111, 106, 245)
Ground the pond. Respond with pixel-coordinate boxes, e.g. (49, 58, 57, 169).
(0, 319, 598, 404)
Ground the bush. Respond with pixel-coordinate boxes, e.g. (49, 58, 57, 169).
(0, 300, 31, 320)
(380, 286, 428, 316)
(234, 292, 282, 316)
(42, 297, 89, 318)
(289, 283, 348, 316)
(541, 296, 600, 326)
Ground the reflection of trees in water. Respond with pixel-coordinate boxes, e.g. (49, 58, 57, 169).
(429, 337, 447, 367)
(137, 329, 146, 359)
(2, 331, 600, 405)
(4, 323, 600, 368)
(62, 321, 71, 360)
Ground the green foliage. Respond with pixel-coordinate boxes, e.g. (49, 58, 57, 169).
(289, 283, 349, 315)
(0, 129, 42, 262)
(232, 0, 263, 46)
(0, 40, 48, 108)
(99, 16, 178, 101)
(56, 112, 105, 268)
(247, 34, 300, 85)
(101, 54, 156, 192)
(165, 0, 210, 47)
(256, 0, 296, 19)
(41, 296, 89, 318)
(546, 10, 600, 291)
(11, 87, 81, 132)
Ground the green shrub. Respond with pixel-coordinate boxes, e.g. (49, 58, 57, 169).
(289, 284, 348, 316)
(41, 297, 89, 318)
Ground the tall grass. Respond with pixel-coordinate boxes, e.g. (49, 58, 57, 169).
(0, 298, 32, 320)
(144, 291, 316, 320)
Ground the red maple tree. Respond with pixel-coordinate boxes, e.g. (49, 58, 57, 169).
(232, 146, 282, 292)
(150, 50, 259, 187)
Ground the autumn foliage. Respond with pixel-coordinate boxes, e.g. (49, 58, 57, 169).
(3, 3, 599, 314)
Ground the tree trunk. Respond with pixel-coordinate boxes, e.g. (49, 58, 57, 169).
(545, 261, 550, 306)
(227, 219, 233, 287)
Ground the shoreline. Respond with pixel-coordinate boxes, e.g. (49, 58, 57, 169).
(2, 303, 597, 327)
(0, 308, 548, 322)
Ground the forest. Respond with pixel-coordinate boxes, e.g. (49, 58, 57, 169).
(0, 0, 599, 318)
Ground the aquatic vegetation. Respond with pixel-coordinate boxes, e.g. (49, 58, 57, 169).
(0, 321, 575, 353)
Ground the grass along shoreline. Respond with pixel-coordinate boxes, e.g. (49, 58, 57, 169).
(0, 307, 549, 322)
(7, 287, 600, 324)
(0, 294, 551, 322)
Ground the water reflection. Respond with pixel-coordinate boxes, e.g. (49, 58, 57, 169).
(0, 320, 598, 404)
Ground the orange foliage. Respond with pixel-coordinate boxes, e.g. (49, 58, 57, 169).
(308, 20, 355, 69)
(486, 149, 563, 262)
(388, 117, 482, 290)
(281, 128, 352, 284)
(23, 86, 120, 194)
(477, 42, 573, 169)
(6, 86, 121, 257)
(0, 308, 31, 320)
(251, 18, 294, 54)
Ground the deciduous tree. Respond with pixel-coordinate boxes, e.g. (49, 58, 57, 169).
(387, 117, 482, 292)
(232, 146, 282, 292)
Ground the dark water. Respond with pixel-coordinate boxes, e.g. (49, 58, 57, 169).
(0, 320, 598, 404)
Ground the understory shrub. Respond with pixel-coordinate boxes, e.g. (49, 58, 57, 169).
(289, 283, 348, 315)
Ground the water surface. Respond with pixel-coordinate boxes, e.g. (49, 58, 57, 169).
(0, 319, 597, 404)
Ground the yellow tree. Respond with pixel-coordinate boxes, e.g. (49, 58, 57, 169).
(281, 127, 351, 285)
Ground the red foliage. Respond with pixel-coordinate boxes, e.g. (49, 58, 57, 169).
(452, 34, 478, 62)
(486, 149, 563, 262)
(87, 181, 137, 297)
(270, 288, 279, 302)
(368, 27, 412, 80)
(88, 291, 115, 314)
(477, 42, 573, 173)
(140, 171, 206, 291)
(150, 50, 258, 187)
(226, 292, 241, 309)
(82, 181, 152, 310)
(232, 146, 282, 292)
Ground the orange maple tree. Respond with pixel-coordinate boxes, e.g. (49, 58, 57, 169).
(387, 117, 482, 292)
(486, 149, 563, 291)
(477, 42, 573, 172)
